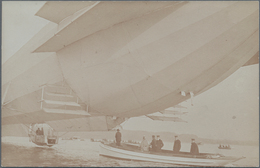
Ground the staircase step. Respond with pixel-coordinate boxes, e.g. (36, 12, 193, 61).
(45, 92, 74, 98)
(43, 108, 90, 116)
(46, 84, 70, 89)
(146, 115, 187, 122)
(44, 100, 80, 107)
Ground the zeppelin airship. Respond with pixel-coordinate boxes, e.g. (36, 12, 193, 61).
(2, 1, 259, 132)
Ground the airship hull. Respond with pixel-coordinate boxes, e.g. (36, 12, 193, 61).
(2, 1, 259, 122)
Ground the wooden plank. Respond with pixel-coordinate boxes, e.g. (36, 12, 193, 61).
(43, 108, 90, 115)
(44, 100, 80, 106)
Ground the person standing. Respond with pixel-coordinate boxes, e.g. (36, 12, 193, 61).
(190, 139, 199, 155)
(140, 136, 149, 152)
(40, 127, 44, 135)
(150, 135, 157, 152)
(173, 135, 181, 153)
(36, 128, 40, 135)
(156, 135, 164, 152)
(115, 129, 122, 146)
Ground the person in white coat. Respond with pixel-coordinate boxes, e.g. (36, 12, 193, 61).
(140, 136, 149, 152)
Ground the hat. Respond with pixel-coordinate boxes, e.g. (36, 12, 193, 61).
(191, 138, 195, 140)
(152, 135, 155, 137)
(175, 135, 178, 137)
(157, 135, 160, 137)
(117, 129, 120, 131)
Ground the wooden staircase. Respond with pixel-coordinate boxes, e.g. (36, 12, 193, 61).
(39, 82, 90, 116)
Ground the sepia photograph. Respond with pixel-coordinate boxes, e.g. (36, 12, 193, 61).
(1, 1, 259, 167)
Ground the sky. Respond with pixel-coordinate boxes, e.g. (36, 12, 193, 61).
(2, 1, 49, 63)
(2, 2, 259, 142)
(123, 64, 259, 141)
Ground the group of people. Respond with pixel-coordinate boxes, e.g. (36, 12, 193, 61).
(115, 129, 164, 152)
(36, 127, 44, 135)
(144, 135, 199, 154)
(29, 124, 44, 136)
(173, 136, 199, 154)
(219, 144, 230, 148)
(115, 129, 199, 155)
(141, 135, 164, 152)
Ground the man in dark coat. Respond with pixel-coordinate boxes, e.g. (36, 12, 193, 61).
(156, 135, 164, 152)
(115, 129, 121, 146)
(150, 135, 157, 152)
(173, 135, 181, 153)
(190, 139, 199, 155)
(36, 128, 40, 135)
